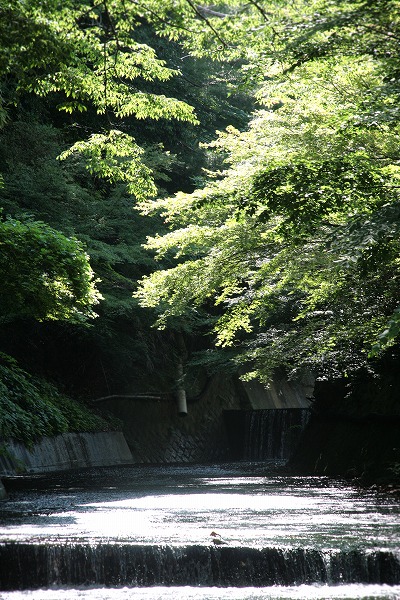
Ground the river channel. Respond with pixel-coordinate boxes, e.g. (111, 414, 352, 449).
(0, 462, 399, 599)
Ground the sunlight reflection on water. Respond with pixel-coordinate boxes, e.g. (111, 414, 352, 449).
(1, 464, 400, 598)
(0, 464, 399, 550)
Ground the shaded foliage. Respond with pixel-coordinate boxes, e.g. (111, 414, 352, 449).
(0, 4, 251, 414)
(0, 354, 116, 447)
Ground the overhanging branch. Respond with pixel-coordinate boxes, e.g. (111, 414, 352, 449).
(184, 0, 229, 48)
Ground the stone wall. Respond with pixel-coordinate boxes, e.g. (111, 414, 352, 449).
(0, 372, 314, 478)
(102, 373, 313, 463)
(290, 412, 400, 482)
(0, 479, 6, 499)
(0, 431, 132, 476)
(289, 375, 400, 483)
(101, 375, 246, 463)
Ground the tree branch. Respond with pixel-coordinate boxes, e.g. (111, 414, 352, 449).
(183, 0, 230, 48)
(195, 5, 227, 19)
(247, 0, 271, 22)
(129, 0, 195, 34)
(361, 24, 400, 42)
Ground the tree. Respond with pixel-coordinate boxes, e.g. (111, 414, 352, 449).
(136, 0, 400, 382)
(0, 216, 101, 324)
(0, 0, 199, 192)
(0, 1, 252, 396)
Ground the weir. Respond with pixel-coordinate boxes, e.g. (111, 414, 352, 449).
(0, 543, 399, 590)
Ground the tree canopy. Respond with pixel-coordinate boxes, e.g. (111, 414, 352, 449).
(0, 0, 250, 399)
(1, 0, 400, 396)
(136, 0, 400, 382)
(0, 216, 101, 324)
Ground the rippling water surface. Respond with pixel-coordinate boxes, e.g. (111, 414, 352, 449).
(1, 462, 399, 550)
(0, 462, 399, 598)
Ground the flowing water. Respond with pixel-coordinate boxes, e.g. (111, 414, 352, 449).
(0, 462, 399, 599)
(224, 409, 310, 461)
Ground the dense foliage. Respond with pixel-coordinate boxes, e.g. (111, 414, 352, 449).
(0, 0, 250, 414)
(1, 0, 400, 444)
(0, 216, 100, 324)
(136, 0, 400, 382)
(0, 354, 115, 448)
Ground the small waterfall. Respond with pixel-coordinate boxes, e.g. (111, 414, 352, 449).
(0, 543, 399, 590)
(225, 408, 310, 461)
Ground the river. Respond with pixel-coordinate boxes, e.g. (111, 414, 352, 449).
(0, 462, 399, 599)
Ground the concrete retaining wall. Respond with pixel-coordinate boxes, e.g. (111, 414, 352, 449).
(103, 374, 313, 463)
(0, 372, 314, 476)
(0, 431, 133, 476)
(102, 375, 244, 464)
(241, 372, 313, 409)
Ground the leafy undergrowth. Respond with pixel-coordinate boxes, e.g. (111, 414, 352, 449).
(0, 353, 120, 448)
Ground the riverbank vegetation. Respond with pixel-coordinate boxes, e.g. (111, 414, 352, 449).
(0, 354, 118, 448)
(0, 0, 399, 474)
